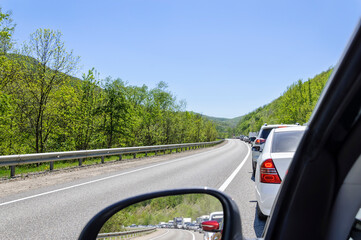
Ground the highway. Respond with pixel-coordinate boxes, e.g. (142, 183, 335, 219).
(131, 229, 203, 240)
(0, 139, 265, 239)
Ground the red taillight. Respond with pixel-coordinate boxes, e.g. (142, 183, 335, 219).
(255, 138, 266, 144)
(260, 159, 281, 184)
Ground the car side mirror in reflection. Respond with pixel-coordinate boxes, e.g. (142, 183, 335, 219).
(202, 220, 220, 232)
(78, 188, 243, 240)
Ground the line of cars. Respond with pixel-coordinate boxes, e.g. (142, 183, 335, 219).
(238, 135, 255, 144)
(246, 123, 306, 220)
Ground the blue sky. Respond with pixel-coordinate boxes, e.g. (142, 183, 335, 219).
(2, 1, 361, 118)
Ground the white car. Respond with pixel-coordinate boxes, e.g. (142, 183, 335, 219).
(255, 126, 306, 219)
(251, 123, 299, 176)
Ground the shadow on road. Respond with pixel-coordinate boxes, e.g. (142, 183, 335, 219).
(250, 172, 255, 182)
(253, 205, 266, 238)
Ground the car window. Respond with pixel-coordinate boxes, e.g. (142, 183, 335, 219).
(211, 214, 223, 223)
(271, 131, 305, 153)
(260, 128, 273, 139)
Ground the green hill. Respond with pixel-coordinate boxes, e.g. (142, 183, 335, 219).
(234, 69, 333, 135)
(0, 51, 218, 155)
(203, 115, 242, 138)
(202, 69, 332, 138)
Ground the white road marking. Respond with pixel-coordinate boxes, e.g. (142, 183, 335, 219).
(218, 142, 251, 192)
(149, 229, 170, 240)
(0, 142, 229, 207)
(185, 230, 196, 240)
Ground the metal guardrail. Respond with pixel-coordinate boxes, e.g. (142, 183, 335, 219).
(97, 227, 156, 239)
(0, 140, 224, 178)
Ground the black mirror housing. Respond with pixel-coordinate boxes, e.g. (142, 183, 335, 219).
(78, 188, 243, 240)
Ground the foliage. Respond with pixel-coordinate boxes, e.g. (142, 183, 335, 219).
(0, 7, 217, 155)
(100, 194, 222, 232)
(203, 115, 242, 138)
(234, 69, 332, 135)
(0, 7, 15, 54)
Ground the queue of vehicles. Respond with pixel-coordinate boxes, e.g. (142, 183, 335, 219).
(126, 211, 223, 236)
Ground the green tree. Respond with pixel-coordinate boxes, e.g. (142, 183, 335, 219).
(0, 7, 15, 54)
(100, 77, 129, 148)
(17, 29, 79, 153)
(73, 68, 102, 150)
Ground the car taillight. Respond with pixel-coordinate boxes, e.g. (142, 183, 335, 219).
(255, 138, 265, 144)
(260, 159, 281, 184)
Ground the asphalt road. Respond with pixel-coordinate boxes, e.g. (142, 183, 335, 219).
(133, 229, 203, 240)
(0, 139, 265, 239)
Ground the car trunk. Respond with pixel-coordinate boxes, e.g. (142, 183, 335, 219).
(270, 152, 295, 181)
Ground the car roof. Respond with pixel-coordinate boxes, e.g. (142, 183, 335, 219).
(260, 124, 299, 130)
(209, 211, 223, 216)
(273, 126, 307, 133)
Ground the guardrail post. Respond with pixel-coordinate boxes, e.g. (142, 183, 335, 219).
(155, 151, 158, 156)
(101, 156, 105, 164)
(50, 162, 54, 171)
(164, 150, 166, 155)
(145, 152, 147, 157)
(10, 166, 15, 178)
(118, 155, 122, 161)
(78, 159, 82, 166)
(133, 153, 136, 159)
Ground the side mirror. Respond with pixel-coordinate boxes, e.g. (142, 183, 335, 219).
(202, 220, 220, 232)
(78, 188, 243, 240)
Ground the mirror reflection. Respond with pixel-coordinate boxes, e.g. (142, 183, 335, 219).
(97, 193, 223, 240)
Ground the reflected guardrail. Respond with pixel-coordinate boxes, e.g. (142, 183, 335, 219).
(96, 227, 156, 239)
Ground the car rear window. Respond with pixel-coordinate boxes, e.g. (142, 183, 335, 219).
(211, 215, 223, 223)
(271, 131, 305, 153)
(260, 128, 273, 139)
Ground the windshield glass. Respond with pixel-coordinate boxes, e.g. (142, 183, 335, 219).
(272, 131, 305, 153)
(0, 1, 359, 240)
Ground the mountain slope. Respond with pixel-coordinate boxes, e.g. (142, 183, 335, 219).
(234, 69, 332, 135)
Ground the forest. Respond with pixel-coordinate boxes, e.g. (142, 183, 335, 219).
(0, 8, 217, 155)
